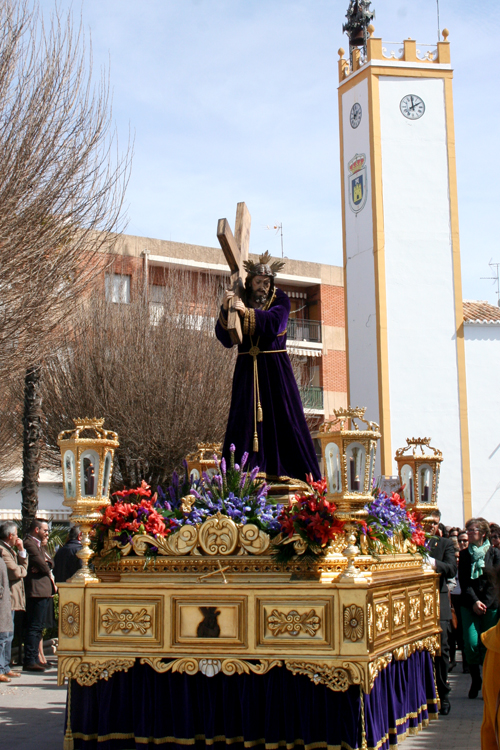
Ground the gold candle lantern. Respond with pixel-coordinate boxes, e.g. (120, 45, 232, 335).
(58, 418, 119, 583)
(313, 407, 380, 580)
(395, 438, 442, 514)
(314, 406, 380, 516)
(185, 442, 222, 481)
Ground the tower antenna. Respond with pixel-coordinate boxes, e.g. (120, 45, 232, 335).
(436, 0, 441, 42)
(264, 223, 284, 258)
(480, 260, 500, 307)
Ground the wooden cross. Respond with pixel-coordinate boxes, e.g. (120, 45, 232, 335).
(217, 202, 251, 345)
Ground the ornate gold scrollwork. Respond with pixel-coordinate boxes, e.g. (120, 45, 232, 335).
(239, 523, 270, 555)
(367, 602, 373, 643)
(393, 600, 406, 627)
(140, 657, 282, 678)
(267, 609, 321, 637)
(375, 603, 389, 634)
(409, 596, 421, 623)
(59, 656, 135, 687)
(115, 514, 271, 559)
(343, 604, 364, 642)
(101, 607, 152, 635)
(61, 602, 80, 637)
(393, 634, 440, 661)
(423, 593, 434, 618)
(198, 513, 239, 555)
(368, 652, 393, 690)
(285, 660, 364, 692)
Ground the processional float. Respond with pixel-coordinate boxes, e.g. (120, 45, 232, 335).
(56, 410, 443, 750)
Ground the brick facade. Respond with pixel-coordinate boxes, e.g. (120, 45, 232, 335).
(103, 234, 348, 421)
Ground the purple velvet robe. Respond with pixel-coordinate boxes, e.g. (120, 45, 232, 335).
(215, 287, 321, 482)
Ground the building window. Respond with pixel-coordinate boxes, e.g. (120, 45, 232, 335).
(105, 273, 131, 304)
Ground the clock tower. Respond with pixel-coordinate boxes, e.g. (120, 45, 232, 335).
(338, 20, 471, 523)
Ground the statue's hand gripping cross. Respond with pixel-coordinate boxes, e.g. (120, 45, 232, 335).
(217, 202, 251, 345)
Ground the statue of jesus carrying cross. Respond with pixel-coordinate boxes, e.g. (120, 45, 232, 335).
(215, 202, 321, 483)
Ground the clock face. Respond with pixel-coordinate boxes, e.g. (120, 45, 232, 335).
(350, 102, 362, 129)
(400, 94, 425, 120)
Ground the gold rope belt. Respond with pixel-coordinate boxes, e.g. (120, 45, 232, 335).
(238, 339, 287, 452)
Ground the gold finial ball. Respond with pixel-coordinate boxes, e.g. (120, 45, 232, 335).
(442, 28, 449, 40)
(367, 24, 375, 37)
(338, 47, 345, 58)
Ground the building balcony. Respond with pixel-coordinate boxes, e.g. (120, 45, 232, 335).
(299, 386, 324, 412)
(288, 318, 322, 343)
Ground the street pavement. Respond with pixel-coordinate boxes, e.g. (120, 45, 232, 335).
(0, 658, 484, 750)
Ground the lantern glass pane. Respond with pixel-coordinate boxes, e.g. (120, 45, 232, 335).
(63, 450, 76, 499)
(102, 451, 113, 498)
(346, 441, 366, 492)
(401, 464, 414, 504)
(418, 464, 433, 503)
(80, 449, 100, 498)
(368, 443, 376, 487)
(435, 464, 441, 504)
(325, 442, 342, 494)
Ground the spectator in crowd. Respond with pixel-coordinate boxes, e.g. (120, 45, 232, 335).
(0, 556, 14, 682)
(0, 521, 27, 680)
(489, 523, 500, 550)
(427, 509, 457, 715)
(450, 545, 468, 674)
(54, 526, 82, 583)
(480, 566, 500, 748)
(459, 517, 500, 699)
(438, 522, 447, 538)
(23, 519, 57, 672)
(37, 533, 57, 669)
(449, 526, 460, 541)
(457, 529, 469, 551)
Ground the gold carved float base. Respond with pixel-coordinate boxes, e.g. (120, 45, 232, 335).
(58, 554, 440, 696)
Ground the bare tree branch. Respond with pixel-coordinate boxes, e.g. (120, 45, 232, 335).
(0, 0, 132, 378)
(41, 271, 236, 489)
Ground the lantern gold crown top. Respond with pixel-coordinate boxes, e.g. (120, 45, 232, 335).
(395, 437, 443, 461)
(319, 405, 380, 435)
(58, 417, 118, 445)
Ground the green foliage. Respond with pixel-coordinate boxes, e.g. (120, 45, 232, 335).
(46, 524, 69, 557)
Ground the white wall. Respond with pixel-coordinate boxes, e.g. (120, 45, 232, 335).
(341, 78, 380, 432)
(379, 76, 464, 526)
(464, 324, 500, 521)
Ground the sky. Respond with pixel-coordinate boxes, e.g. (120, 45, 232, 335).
(43, 0, 500, 304)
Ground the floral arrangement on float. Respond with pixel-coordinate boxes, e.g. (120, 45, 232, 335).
(272, 480, 428, 562)
(92, 444, 428, 561)
(93, 445, 282, 559)
(357, 490, 428, 558)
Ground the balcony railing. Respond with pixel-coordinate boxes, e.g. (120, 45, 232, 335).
(288, 317, 322, 343)
(299, 386, 324, 411)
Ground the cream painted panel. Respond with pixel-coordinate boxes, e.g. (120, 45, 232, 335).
(342, 78, 380, 432)
(464, 326, 500, 521)
(379, 76, 463, 524)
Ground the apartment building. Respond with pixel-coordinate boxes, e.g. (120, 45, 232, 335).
(106, 232, 348, 421)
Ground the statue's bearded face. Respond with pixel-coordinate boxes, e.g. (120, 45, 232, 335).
(250, 275, 271, 306)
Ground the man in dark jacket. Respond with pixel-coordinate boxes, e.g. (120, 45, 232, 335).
(428, 511, 457, 715)
(23, 519, 56, 672)
(54, 526, 82, 583)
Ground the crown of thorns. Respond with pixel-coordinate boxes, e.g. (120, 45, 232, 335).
(243, 251, 286, 278)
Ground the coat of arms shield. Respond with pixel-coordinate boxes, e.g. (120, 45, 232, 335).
(347, 153, 368, 213)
